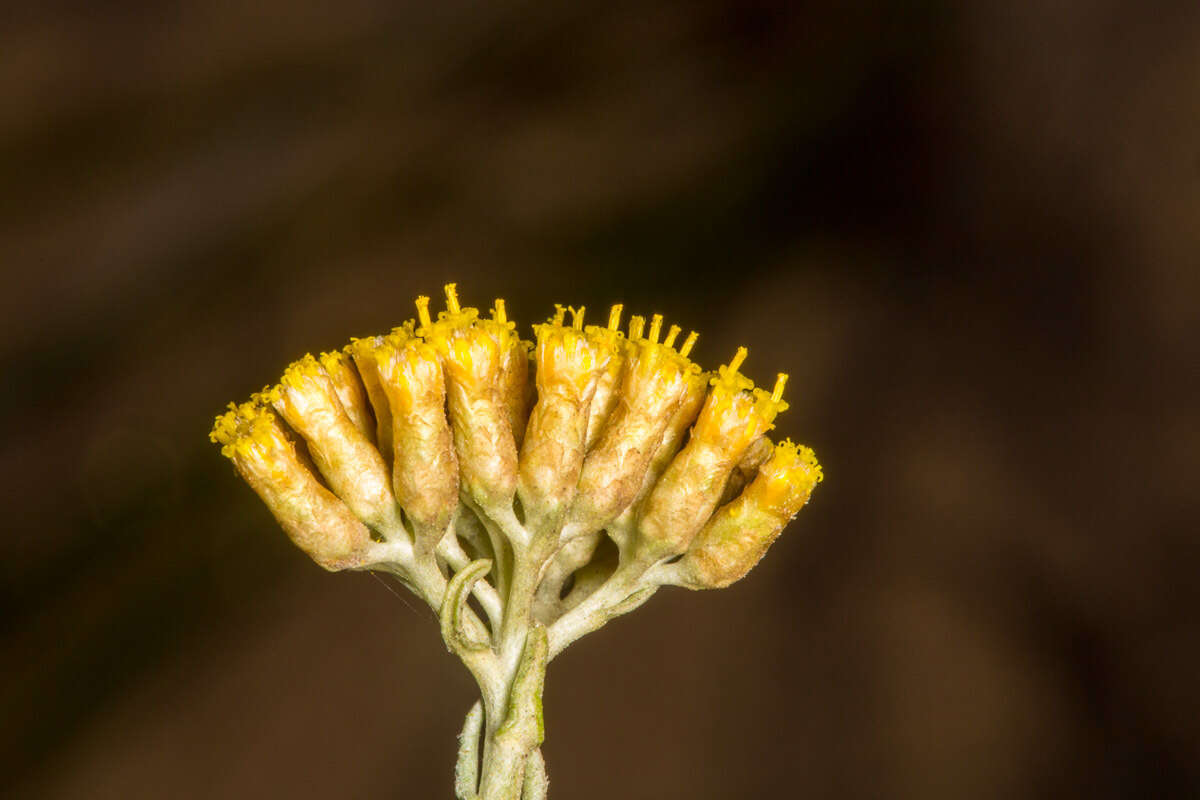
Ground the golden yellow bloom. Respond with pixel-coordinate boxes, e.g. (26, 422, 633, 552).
(267, 354, 404, 536)
(582, 304, 627, 449)
(318, 349, 375, 442)
(212, 289, 817, 563)
(642, 361, 709, 484)
(369, 328, 459, 549)
(491, 299, 535, 448)
(348, 335, 395, 465)
(634, 348, 789, 559)
(570, 313, 701, 531)
(677, 439, 822, 588)
(421, 285, 521, 511)
(210, 402, 372, 570)
(517, 305, 614, 529)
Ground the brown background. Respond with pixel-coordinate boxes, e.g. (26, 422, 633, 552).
(3, 1, 1198, 797)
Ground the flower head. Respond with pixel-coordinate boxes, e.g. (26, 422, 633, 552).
(210, 282, 823, 798)
(517, 305, 615, 528)
(677, 439, 822, 588)
(209, 401, 372, 570)
(266, 353, 402, 535)
(419, 284, 523, 511)
(318, 349, 375, 440)
(633, 348, 790, 558)
(569, 312, 702, 532)
(363, 328, 459, 548)
(211, 282, 821, 587)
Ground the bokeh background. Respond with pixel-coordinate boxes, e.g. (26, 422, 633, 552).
(3, 1, 1198, 797)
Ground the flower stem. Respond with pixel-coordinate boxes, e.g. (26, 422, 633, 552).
(477, 623, 547, 800)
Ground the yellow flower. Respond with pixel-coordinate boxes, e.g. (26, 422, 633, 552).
(677, 439, 822, 588)
(318, 349, 374, 441)
(211, 281, 820, 587)
(570, 313, 702, 532)
(368, 328, 460, 549)
(267, 354, 402, 536)
(634, 348, 790, 559)
(420, 285, 523, 512)
(347, 334, 395, 464)
(517, 304, 615, 529)
(209, 401, 372, 570)
(582, 304, 627, 450)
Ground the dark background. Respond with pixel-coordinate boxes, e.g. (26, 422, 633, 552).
(3, 1, 1198, 797)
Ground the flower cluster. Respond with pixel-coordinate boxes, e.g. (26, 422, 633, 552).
(210, 284, 822, 800)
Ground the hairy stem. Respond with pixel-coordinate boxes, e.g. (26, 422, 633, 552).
(477, 624, 547, 800)
(545, 561, 660, 660)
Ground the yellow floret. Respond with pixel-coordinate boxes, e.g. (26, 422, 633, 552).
(754, 438, 823, 513)
(209, 400, 289, 463)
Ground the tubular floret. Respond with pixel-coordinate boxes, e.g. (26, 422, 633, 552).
(632, 348, 790, 559)
(423, 284, 520, 510)
(210, 401, 373, 570)
(676, 439, 822, 589)
(518, 302, 613, 529)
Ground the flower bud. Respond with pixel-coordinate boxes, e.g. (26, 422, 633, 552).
(570, 315, 699, 531)
(210, 402, 372, 570)
(637, 358, 708, 489)
(517, 305, 613, 529)
(348, 336, 394, 465)
(369, 328, 460, 548)
(318, 349, 375, 442)
(267, 354, 403, 535)
(420, 284, 519, 511)
(492, 299, 535, 448)
(582, 304, 627, 449)
(677, 439, 822, 588)
(634, 349, 788, 559)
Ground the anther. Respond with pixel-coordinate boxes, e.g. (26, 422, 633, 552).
(607, 304, 623, 331)
(663, 324, 681, 349)
(416, 296, 433, 329)
(444, 283, 461, 315)
(492, 299, 507, 324)
(679, 331, 699, 357)
(647, 314, 663, 344)
(728, 346, 748, 375)
(552, 305, 566, 326)
(628, 315, 645, 340)
(772, 373, 788, 403)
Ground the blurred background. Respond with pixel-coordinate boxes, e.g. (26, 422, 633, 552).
(3, 1, 1198, 797)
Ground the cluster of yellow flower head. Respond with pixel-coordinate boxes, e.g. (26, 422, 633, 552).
(210, 284, 821, 590)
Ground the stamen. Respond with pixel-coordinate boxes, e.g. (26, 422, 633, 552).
(679, 331, 699, 357)
(492, 299, 507, 324)
(570, 305, 586, 329)
(663, 324, 681, 348)
(444, 283, 461, 315)
(415, 296, 433, 329)
(728, 346, 748, 375)
(628, 315, 645, 340)
(552, 305, 566, 326)
(772, 373, 788, 403)
(607, 304, 623, 331)
(647, 314, 663, 344)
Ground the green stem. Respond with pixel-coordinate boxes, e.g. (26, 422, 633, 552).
(545, 562, 659, 660)
(477, 624, 548, 800)
(498, 540, 547, 671)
